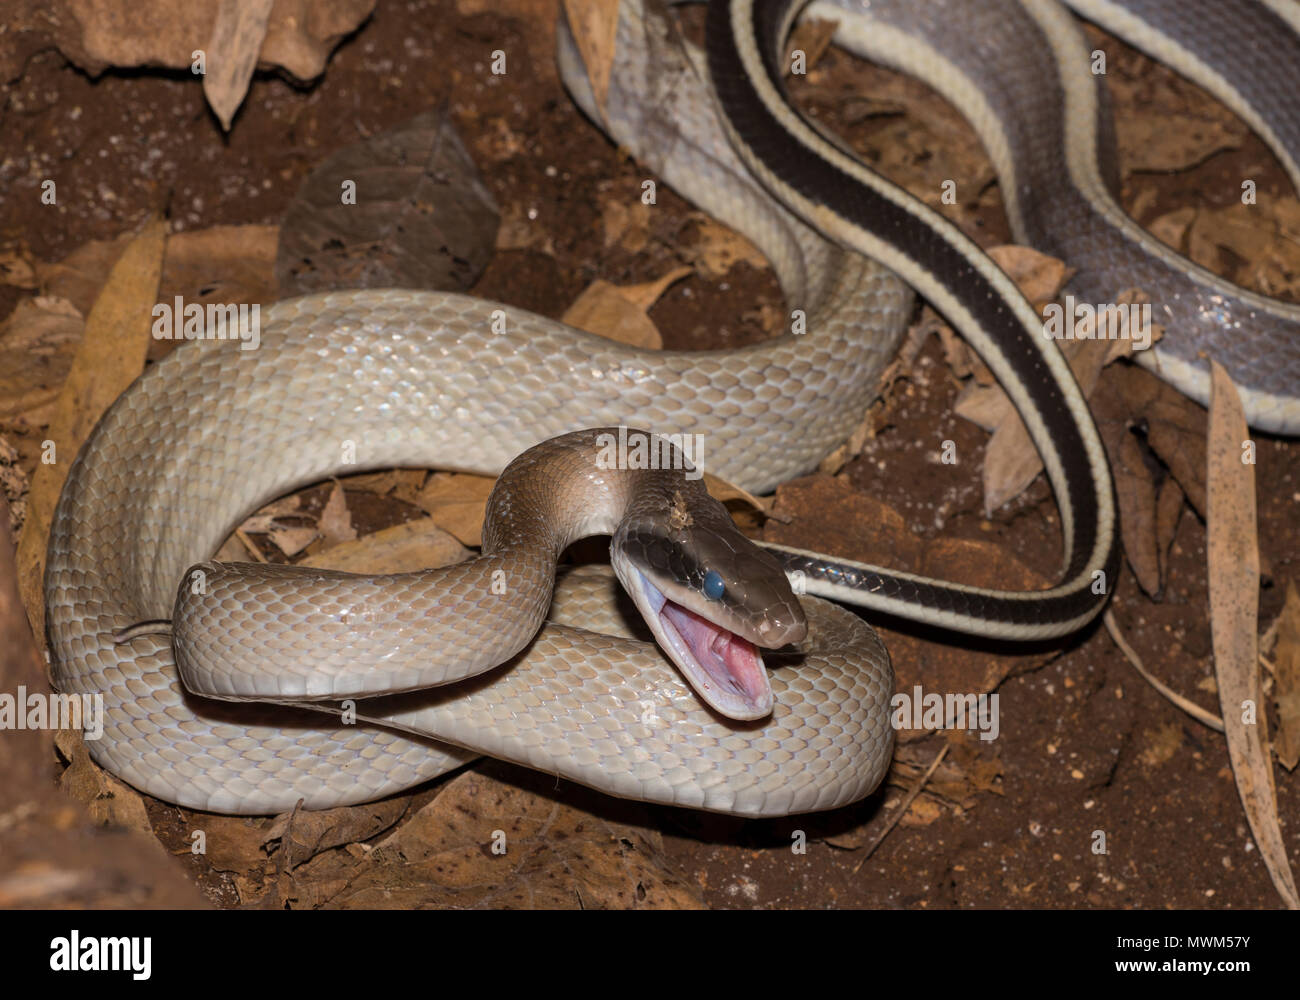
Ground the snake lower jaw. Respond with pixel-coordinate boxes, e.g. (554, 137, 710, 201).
(620, 564, 775, 721)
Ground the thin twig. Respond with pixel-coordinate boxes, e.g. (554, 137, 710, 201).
(1104, 609, 1224, 732)
(852, 742, 949, 874)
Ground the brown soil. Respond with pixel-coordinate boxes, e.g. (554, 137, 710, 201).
(2, 0, 1296, 908)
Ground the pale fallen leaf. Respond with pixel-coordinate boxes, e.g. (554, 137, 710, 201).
(1206, 360, 1298, 909)
(684, 215, 768, 279)
(412, 473, 496, 547)
(317, 480, 357, 548)
(602, 200, 650, 253)
(786, 17, 839, 74)
(268, 526, 318, 557)
(203, 0, 276, 131)
(561, 0, 621, 120)
(300, 518, 471, 574)
(561, 268, 692, 349)
(0, 297, 84, 419)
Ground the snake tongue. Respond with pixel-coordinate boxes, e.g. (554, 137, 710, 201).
(658, 599, 773, 720)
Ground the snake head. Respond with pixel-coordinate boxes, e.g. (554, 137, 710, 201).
(613, 482, 807, 721)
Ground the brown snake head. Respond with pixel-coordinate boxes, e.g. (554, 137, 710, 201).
(603, 431, 807, 721)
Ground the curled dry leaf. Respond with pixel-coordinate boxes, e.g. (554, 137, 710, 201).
(264, 798, 409, 871)
(276, 109, 500, 296)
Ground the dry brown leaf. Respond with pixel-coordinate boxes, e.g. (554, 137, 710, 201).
(685, 215, 769, 279)
(268, 525, 318, 557)
(1186, 202, 1300, 301)
(561, 268, 691, 349)
(602, 200, 650, 253)
(986, 245, 1071, 308)
(786, 17, 839, 73)
(412, 473, 496, 547)
(36, 235, 132, 316)
(203, 0, 276, 130)
(54, 729, 153, 836)
(265, 798, 408, 870)
(336, 468, 426, 503)
(317, 480, 357, 548)
(15, 218, 166, 641)
(0, 297, 84, 419)
(561, 0, 621, 119)
(701, 471, 775, 518)
(160, 224, 280, 314)
(0, 249, 38, 289)
(1206, 360, 1298, 909)
(1117, 111, 1244, 175)
(1147, 206, 1197, 254)
(28, 0, 373, 84)
(1273, 582, 1300, 770)
(320, 767, 704, 909)
(300, 518, 471, 574)
(1114, 427, 1161, 597)
(1154, 476, 1185, 587)
(190, 816, 274, 874)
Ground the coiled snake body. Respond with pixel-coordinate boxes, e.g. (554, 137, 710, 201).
(44, 0, 1299, 816)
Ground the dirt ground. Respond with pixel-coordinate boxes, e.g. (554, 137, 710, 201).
(1, 0, 1296, 909)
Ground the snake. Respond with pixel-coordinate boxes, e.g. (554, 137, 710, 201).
(42, 0, 1297, 817)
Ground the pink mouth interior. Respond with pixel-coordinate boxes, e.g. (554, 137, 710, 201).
(659, 599, 768, 707)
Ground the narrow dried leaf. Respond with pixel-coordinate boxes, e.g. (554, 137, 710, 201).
(15, 218, 165, 640)
(1206, 360, 1298, 908)
(1273, 582, 1300, 770)
(561, 0, 621, 119)
(1114, 428, 1161, 597)
(203, 0, 276, 131)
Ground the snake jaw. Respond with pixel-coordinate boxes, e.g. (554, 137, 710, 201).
(623, 567, 774, 721)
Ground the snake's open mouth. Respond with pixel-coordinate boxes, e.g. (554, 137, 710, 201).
(626, 569, 774, 721)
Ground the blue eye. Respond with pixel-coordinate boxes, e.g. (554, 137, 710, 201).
(703, 570, 725, 601)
